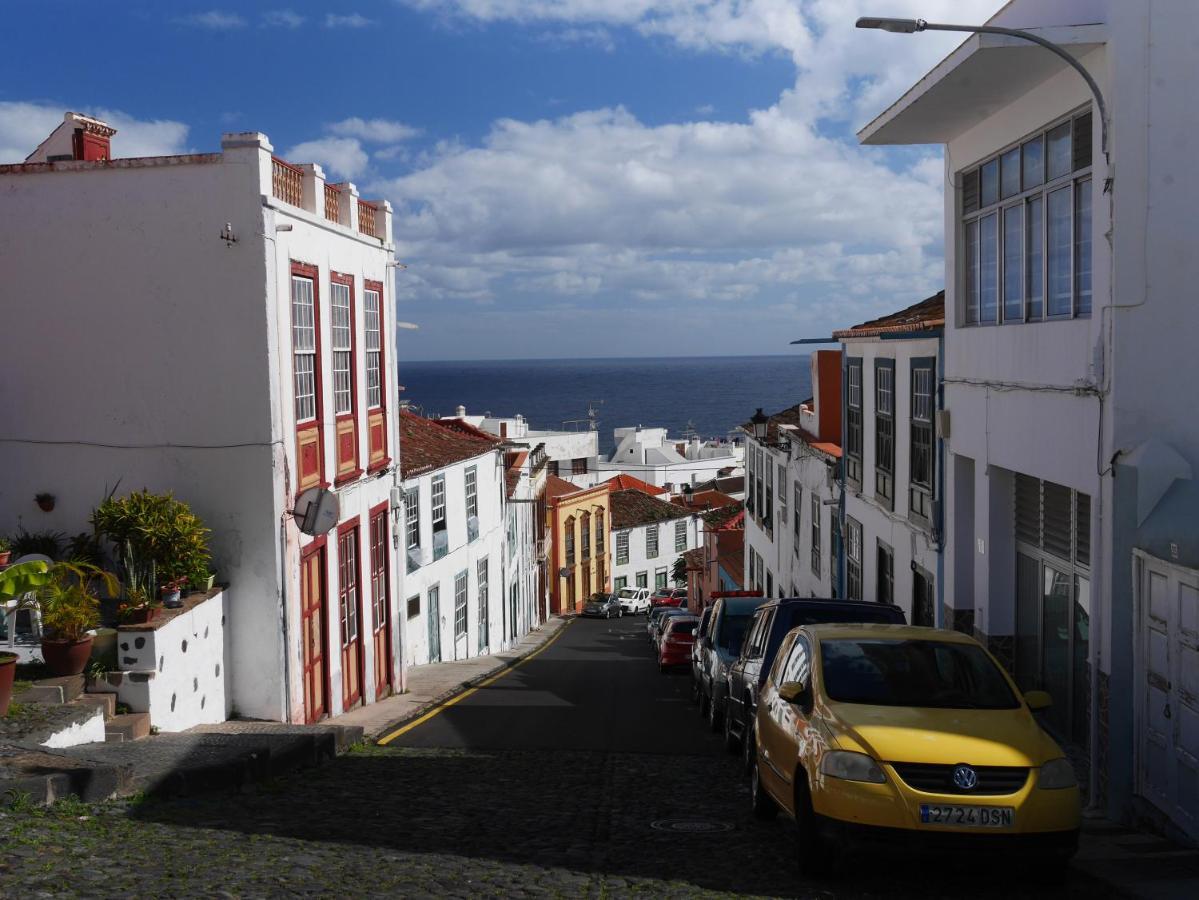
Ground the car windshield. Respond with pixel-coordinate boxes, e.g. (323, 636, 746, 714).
(819, 639, 1019, 709)
(670, 621, 698, 635)
(716, 613, 752, 654)
(618, 589, 639, 600)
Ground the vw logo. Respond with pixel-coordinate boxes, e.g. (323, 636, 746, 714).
(952, 764, 979, 791)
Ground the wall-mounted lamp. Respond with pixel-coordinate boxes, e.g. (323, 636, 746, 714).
(387, 260, 408, 269)
(750, 408, 770, 442)
(219, 223, 238, 247)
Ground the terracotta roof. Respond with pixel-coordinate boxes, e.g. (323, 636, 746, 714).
(699, 504, 743, 529)
(609, 489, 690, 529)
(400, 410, 500, 479)
(604, 473, 669, 496)
(834, 290, 945, 339)
(716, 529, 745, 585)
(682, 547, 705, 570)
(545, 474, 584, 503)
(740, 402, 804, 444)
(676, 489, 739, 511)
(438, 417, 504, 442)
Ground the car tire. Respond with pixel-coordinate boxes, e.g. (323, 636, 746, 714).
(794, 775, 834, 878)
(741, 718, 756, 775)
(750, 756, 778, 821)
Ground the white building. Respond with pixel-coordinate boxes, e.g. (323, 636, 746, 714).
(743, 351, 842, 601)
(609, 489, 698, 593)
(400, 413, 510, 665)
(450, 408, 599, 488)
(859, 0, 1199, 837)
(596, 426, 743, 492)
(0, 114, 403, 725)
(502, 443, 549, 640)
(839, 294, 944, 625)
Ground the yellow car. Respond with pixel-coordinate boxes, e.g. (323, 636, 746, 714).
(751, 624, 1080, 876)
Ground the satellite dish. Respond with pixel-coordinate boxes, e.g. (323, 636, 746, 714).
(293, 487, 339, 536)
(558, 567, 569, 579)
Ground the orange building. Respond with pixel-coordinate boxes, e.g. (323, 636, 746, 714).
(546, 476, 611, 614)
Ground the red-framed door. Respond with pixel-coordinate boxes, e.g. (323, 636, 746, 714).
(369, 504, 393, 698)
(338, 521, 365, 709)
(300, 542, 330, 724)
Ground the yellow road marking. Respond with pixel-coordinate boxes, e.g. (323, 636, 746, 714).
(376, 619, 574, 745)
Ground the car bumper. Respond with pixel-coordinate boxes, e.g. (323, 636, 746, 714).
(820, 816, 1079, 857)
(659, 647, 692, 666)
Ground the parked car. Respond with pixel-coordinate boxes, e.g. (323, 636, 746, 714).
(724, 598, 906, 768)
(696, 595, 769, 732)
(691, 606, 714, 701)
(581, 592, 623, 619)
(650, 587, 688, 609)
(657, 615, 699, 672)
(616, 587, 652, 616)
(647, 606, 691, 645)
(750, 623, 1081, 877)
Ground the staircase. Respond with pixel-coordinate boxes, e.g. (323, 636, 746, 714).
(12, 674, 151, 745)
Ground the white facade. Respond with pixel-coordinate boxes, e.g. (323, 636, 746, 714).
(610, 509, 698, 594)
(451, 408, 599, 488)
(860, 0, 1199, 837)
(401, 447, 507, 666)
(597, 427, 743, 491)
(503, 445, 548, 642)
(0, 123, 404, 725)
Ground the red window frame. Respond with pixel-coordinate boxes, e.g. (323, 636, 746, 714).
(330, 271, 362, 484)
(291, 261, 326, 495)
(337, 517, 364, 709)
(364, 277, 390, 473)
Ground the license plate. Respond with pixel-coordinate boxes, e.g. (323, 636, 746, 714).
(919, 804, 1014, 828)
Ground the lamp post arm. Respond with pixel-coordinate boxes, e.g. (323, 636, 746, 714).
(917, 21, 1108, 158)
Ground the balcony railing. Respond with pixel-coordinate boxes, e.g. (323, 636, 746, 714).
(324, 183, 342, 223)
(271, 156, 303, 207)
(358, 200, 378, 237)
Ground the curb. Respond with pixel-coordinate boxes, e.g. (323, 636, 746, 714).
(372, 617, 572, 743)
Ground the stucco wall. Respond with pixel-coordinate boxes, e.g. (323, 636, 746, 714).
(610, 514, 697, 592)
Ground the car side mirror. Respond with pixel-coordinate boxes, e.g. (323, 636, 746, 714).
(777, 680, 808, 704)
(1024, 690, 1053, 711)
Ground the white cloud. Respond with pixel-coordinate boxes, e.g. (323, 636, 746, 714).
(284, 136, 370, 180)
(324, 13, 374, 28)
(0, 101, 189, 163)
(327, 117, 422, 144)
(263, 9, 305, 28)
(174, 10, 246, 29)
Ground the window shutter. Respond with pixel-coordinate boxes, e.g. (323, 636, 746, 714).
(1072, 113, 1093, 171)
(1075, 492, 1091, 567)
(1014, 473, 1041, 546)
(1042, 480, 1073, 561)
(962, 169, 980, 213)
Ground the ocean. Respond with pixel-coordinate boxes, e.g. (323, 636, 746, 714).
(397, 355, 813, 455)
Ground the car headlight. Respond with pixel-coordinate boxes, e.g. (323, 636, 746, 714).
(1038, 757, 1077, 790)
(819, 751, 887, 784)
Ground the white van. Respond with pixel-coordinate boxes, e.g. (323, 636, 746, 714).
(616, 587, 652, 616)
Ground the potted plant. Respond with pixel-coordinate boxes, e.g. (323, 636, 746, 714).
(160, 577, 186, 609)
(0, 560, 51, 715)
(35, 492, 56, 512)
(35, 561, 117, 677)
(0, 535, 11, 568)
(117, 586, 161, 625)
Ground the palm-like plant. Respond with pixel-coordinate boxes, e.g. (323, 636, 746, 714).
(31, 561, 118, 643)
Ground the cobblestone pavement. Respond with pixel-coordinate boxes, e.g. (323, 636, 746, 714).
(0, 618, 1118, 898)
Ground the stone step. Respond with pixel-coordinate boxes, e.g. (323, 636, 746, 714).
(74, 692, 117, 718)
(40, 675, 86, 703)
(105, 712, 151, 743)
(17, 674, 87, 706)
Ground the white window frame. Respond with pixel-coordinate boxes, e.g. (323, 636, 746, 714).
(674, 519, 687, 552)
(330, 280, 353, 416)
(846, 517, 863, 601)
(616, 530, 630, 565)
(291, 275, 317, 422)
(363, 287, 382, 409)
(646, 524, 659, 560)
(405, 487, 420, 550)
(454, 570, 468, 638)
(465, 465, 478, 519)
(432, 474, 447, 533)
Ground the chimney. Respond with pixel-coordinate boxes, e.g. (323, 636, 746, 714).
(456, 405, 466, 417)
(25, 112, 117, 164)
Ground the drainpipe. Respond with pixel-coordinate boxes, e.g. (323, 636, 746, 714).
(935, 329, 946, 631)
(838, 347, 847, 599)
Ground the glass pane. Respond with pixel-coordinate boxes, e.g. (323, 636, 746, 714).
(1015, 553, 1040, 689)
(1022, 136, 1044, 187)
(980, 158, 999, 207)
(980, 212, 998, 323)
(1047, 187, 1073, 316)
(1073, 575, 1091, 745)
(964, 219, 980, 324)
(1047, 122, 1071, 180)
(1003, 205, 1023, 322)
(1042, 565, 1072, 736)
(1026, 197, 1044, 320)
(1001, 148, 1020, 198)
(1075, 179, 1092, 316)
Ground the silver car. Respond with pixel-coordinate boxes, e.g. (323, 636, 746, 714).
(581, 592, 623, 619)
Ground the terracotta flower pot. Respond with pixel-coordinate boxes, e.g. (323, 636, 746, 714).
(0, 550, 11, 567)
(125, 606, 160, 625)
(0, 652, 17, 717)
(41, 636, 94, 677)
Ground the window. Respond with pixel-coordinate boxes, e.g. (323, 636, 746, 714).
(547, 460, 559, 477)
(370, 509, 389, 635)
(846, 517, 862, 601)
(646, 524, 659, 559)
(655, 568, 668, 590)
(913, 566, 935, 627)
(595, 511, 605, 555)
(565, 517, 576, 566)
(465, 466, 478, 518)
(330, 279, 354, 415)
(847, 359, 863, 486)
(960, 110, 1093, 325)
(432, 475, 447, 560)
(616, 530, 630, 565)
(793, 481, 802, 544)
(454, 570, 468, 639)
(291, 274, 317, 421)
(909, 359, 935, 522)
(338, 526, 360, 647)
(406, 595, 420, 619)
(477, 557, 489, 653)
(810, 493, 821, 578)
(636, 571, 648, 588)
(581, 513, 591, 561)
(613, 575, 627, 592)
(763, 454, 773, 531)
(364, 287, 382, 408)
(777, 464, 788, 524)
(405, 487, 420, 572)
(572, 457, 588, 476)
(675, 519, 687, 552)
(778, 635, 811, 687)
(745, 446, 755, 514)
(877, 541, 894, 606)
(765, 570, 773, 600)
(875, 360, 895, 506)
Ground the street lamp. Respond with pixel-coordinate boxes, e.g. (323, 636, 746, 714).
(855, 16, 1108, 158)
(750, 408, 770, 442)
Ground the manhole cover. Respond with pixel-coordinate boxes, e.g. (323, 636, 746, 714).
(650, 818, 734, 834)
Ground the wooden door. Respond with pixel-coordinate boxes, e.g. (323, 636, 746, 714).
(370, 510, 393, 698)
(338, 525, 364, 710)
(300, 546, 329, 724)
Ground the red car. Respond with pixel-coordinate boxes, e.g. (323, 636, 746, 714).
(650, 588, 689, 609)
(658, 615, 700, 672)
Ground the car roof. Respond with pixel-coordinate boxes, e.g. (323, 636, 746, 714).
(757, 597, 903, 614)
(801, 623, 978, 643)
(718, 596, 769, 614)
(668, 615, 700, 625)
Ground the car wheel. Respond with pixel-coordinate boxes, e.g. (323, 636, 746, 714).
(750, 756, 778, 821)
(707, 689, 722, 732)
(742, 718, 756, 775)
(794, 775, 834, 878)
(723, 703, 740, 753)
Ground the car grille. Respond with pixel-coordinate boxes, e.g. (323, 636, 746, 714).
(890, 763, 1029, 795)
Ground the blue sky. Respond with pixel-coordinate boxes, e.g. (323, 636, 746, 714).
(1, 1, 1002, 360)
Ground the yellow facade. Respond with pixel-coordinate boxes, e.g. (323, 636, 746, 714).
(548, 483, 611, 614)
